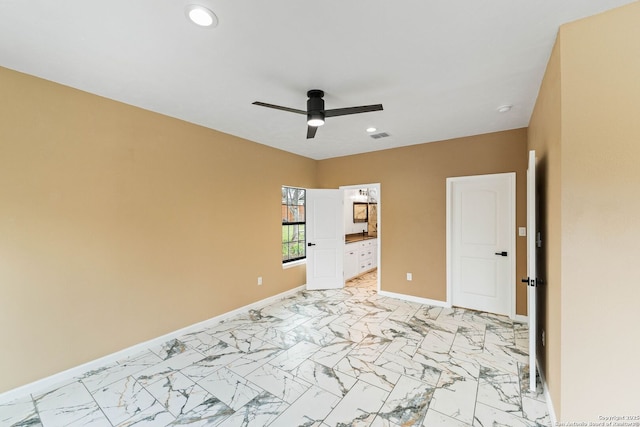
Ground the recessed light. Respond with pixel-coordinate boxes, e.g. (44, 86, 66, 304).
(366, 127, 377, 133)
(185, 5, 218, 27)
(497, 105, 513, 113)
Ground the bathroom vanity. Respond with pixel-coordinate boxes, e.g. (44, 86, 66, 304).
(344, 234, 377, 281)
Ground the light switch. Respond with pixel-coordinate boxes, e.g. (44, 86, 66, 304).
(518, 227, 527, 237)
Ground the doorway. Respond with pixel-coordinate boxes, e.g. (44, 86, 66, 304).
(446, 173, 515, 316)
(305, 184, 381, 292)
(341, 183, 381, 293)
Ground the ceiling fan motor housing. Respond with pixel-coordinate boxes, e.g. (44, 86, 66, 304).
(307, 89, 325, 112)
(307, 90, 325, 125)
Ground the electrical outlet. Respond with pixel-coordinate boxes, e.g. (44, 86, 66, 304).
(406, 272, 412, 281)
(542, 330, 546, 347)
(257, 276, 263, 286)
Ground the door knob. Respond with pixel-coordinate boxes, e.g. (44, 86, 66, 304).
(307, 242, 316, 247)
(494, 251, 508, 256)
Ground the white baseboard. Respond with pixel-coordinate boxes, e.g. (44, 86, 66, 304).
(513, 314, 529, 323)
(0, 285, 305, 405)
(537, 361, 558, 426)
(378, 290, 451, 308)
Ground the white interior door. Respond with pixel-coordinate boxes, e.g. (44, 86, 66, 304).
(449, 173, 515, 316)
(306, 189, 344, 290)
(527, 150, 538, 391)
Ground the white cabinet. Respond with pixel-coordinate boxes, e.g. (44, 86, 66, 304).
(344, 242, 359, 281)
(358, 240, 375, 274)
(344, 238, 377, 280)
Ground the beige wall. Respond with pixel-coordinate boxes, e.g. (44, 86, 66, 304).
(317, 130, 529, 313)
(529, 2, 640, 420)
(0, 67, 316, 392)
(560, 3, 640, 419)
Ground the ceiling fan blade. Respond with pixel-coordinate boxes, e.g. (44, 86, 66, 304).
(252, 101, 306, 115)
(307, 125, 318, 139)
(324, 104, 383, 118)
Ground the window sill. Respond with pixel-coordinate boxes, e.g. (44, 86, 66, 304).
(282, 259, 306, 269)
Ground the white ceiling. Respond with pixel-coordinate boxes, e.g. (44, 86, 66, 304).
(0, 1, 634, 160)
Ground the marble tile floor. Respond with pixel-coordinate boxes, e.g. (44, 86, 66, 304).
(1, 270, 550, 426)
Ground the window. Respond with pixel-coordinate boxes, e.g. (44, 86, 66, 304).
(282, 186, 306, 264)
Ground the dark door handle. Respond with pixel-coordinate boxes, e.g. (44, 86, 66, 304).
(495, 251, 508, 256)
(522, 277, 537, 287)
(307, 242, 316, 247)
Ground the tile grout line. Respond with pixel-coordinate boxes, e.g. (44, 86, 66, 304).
(81, 379, 116, 427)
(469, 323, 489, 426)
(29, 393, 44, 427)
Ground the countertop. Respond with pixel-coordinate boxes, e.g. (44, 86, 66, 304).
(345, 233, 377, 243)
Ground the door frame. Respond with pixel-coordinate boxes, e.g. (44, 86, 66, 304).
(526, 150, 537, 391)
(339, 183, 381, 292)
(446, 173, 517, 319)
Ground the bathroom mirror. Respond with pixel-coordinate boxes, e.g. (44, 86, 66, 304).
(353, 202, 368, 223)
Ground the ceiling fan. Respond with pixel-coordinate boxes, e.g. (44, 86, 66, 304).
(252, 90, 383, 139)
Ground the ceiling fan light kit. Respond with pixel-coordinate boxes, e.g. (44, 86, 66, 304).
(253, 89, 383, 139)
(307, 114, 325, 127)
